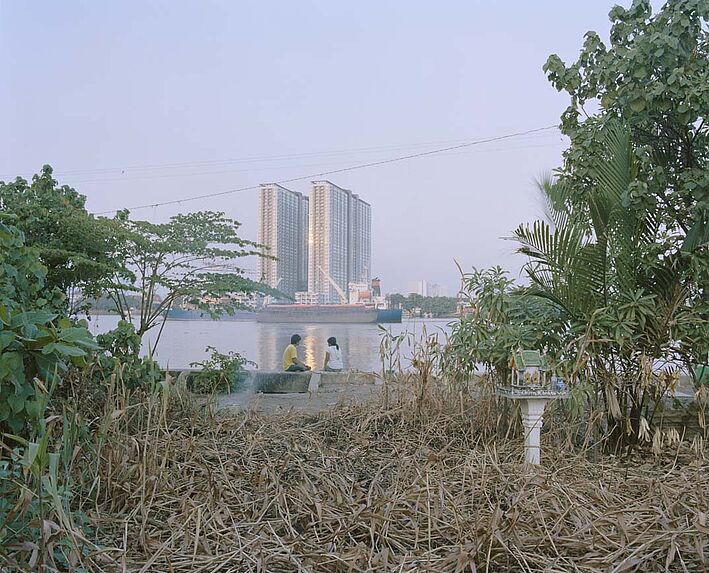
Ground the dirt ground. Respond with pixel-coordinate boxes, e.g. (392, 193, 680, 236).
(217, 372, 699, 416)
(219, 374, 384, 414)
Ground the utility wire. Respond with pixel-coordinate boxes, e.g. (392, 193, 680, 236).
(2, 129, 558, 180)
(74, 139, 562, 186)
(94, 124, 559, 215)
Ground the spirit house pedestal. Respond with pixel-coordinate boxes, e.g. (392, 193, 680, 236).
(496, 349, 566, 465)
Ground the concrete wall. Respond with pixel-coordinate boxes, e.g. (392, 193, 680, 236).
(241, 370, 378, 394)
(165, 368, 379, 395)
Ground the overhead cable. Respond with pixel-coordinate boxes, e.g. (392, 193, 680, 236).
(92, 124, 560, 215)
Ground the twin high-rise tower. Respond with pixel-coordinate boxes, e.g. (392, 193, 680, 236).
(257, 184, 310, 297)
(257, 181, 371, 304)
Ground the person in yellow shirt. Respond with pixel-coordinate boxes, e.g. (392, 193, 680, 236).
(282, 334, 310, 372)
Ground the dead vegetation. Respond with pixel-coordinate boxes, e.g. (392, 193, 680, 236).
(71, 380, 709, 573)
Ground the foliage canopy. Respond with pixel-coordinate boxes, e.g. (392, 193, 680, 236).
(0, 223, 96, 435)
(0, 165, 121, 312)
(544, 0, 709, 256)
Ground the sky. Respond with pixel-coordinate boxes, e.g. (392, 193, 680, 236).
(1, 1, 628, 294)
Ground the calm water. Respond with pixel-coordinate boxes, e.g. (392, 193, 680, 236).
(87, 316, 454, 371)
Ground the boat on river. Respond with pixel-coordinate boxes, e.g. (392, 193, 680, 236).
(256, 304, 401, 324)
(166, 308, 257, 321)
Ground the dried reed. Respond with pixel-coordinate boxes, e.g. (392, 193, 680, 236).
(81, 381, 708, 573)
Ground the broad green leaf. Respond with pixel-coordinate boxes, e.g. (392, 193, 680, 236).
(9, 310, 56, 328)
(24, 399, 45, 420)
(41, 342, 87, 357)
(6, 392, 27, 414)
(0, 351, 24, 391)
(0, 398, 10, 421)
(56, 327, 87, 341)
(0, 331, 15, 352)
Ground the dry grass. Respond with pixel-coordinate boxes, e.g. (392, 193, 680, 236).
(77, 382, 709, 573)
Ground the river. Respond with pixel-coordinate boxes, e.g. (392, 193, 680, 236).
(87, 316, 455, 372)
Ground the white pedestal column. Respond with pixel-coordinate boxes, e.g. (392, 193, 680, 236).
(520, 399, 548, 465)
(308, 371, 321, 393)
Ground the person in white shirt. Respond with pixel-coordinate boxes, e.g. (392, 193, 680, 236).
(323, 337, 343, 372)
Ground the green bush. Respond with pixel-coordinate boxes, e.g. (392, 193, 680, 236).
(0, 223, 100, 568)
(94, 320, 162, 389)
(189, 346, 253, 394)
(0, 223, 97, 436)
(445, 267, 565, 382)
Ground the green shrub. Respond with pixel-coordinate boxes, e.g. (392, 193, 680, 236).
(189, 346, 253, 394)
(94, 320, 162, 389)
(0, 223, 99, 566)
(1, 223, 97, 436)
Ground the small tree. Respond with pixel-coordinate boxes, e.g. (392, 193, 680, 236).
(514, 122, 705, 452)
(445, 267, 565, 383)
(386, 293, 407, 310)
(105, 210, 272, 353)
(534, 0, 708, 451)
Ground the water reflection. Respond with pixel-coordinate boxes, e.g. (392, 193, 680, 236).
(88, 316, 453, 372)
(256, 324, 283, 369)
(256, 323, 379, 371)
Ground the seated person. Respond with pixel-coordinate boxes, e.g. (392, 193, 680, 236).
(283, 334, 311, 372)
(323, 336, 343, 372)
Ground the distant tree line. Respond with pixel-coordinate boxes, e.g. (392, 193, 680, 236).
(387, 293, 458, 317)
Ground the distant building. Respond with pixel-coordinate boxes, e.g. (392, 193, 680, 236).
(371, 277, 381, 298)
(407, 280, 448, 297)
(408, 280, 429, 296)
(295, 291, 327, 305)
(199, 292, 257, 308)
(257, 184, 309, 298)
(348, 282, 371, 304)
(308, 181, 371, 303)
(428, 283, 448, 297)
(348, 193, 372, 286)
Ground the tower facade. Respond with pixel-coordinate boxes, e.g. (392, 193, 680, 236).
(307, 181, 371, 303)
(257, 184, 309, 297)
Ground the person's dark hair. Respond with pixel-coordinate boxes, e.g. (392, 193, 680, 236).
(290, 334, 301, 345)
(327, 336, 339, 350)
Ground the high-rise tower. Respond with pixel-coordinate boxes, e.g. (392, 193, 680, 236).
(257, 184, 309, 297)
(308, 181, 371, 303)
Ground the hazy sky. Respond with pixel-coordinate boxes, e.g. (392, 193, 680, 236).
(1, 1, 628, 294)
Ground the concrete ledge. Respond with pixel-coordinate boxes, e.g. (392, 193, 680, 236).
(219, 371, 383, 413)
(318, 371, 378, 386)
(165, 368, 380, 395)
(248, 371, 379, 394)
(245, 371, 312, 394)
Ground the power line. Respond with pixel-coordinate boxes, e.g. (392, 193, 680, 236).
(94, 124, 559, 215)
(72, 139, 562, 186)
(1, 129, 559, 180)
